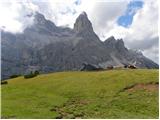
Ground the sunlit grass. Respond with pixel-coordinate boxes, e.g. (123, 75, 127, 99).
(1, 69, 159, 118)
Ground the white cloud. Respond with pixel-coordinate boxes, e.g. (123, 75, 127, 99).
(125, 0, 158, 42)
(0, 0, 130, 32)
(97, 0, 158, 63)
(143, 46, 159, 64)
(31, 0, 77, 27)
(0, 0, 158, 63)
(125, 0, 158, 63)
(0, 0, 38, 33)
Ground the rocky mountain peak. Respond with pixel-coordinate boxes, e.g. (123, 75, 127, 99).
(104, 36, 127, 53)
(115, 39, 128, 53)
(104, 36, 117, 47)
(2, 12, 159, 79)
(80, 11, 87, 16)
(108, 36, 115, 40)
(73, 11, 93, 33)
(116, 39, 124, 47)
(34, 12, 46, 25)
(104, 36, 116, 43)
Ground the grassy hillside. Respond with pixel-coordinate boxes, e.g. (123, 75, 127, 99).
(1, 69, 159, 119)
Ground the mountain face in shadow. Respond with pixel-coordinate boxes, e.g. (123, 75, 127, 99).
(1, 12, 158, 79)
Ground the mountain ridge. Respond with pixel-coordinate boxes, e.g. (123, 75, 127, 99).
(1, 11, 158, 79)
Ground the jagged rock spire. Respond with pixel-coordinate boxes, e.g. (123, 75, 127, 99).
(34, 12, 47, 25)
(74, 11, 93, 33)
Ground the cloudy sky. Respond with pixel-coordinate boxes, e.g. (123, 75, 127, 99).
(0, 0, 159, 64)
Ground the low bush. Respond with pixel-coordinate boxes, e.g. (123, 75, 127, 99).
(1, 81, 8, 85)
(24, 71, 40, 79)
(34, 70, 39, 75)
(10, 74, 21, 79)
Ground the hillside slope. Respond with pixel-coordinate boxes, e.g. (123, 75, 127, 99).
(1, 69, 159, 119)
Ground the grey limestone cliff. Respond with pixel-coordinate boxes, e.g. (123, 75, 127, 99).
(1, 12, 158, 79)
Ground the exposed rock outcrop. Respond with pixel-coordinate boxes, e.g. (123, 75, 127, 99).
(1, 12, 158, 79)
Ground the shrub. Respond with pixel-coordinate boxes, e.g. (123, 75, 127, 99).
(10, 74, 20, 79)
(1, 81, 8, 85)
(24, 71, 40, 79)
(34, 70, 39, 75)
(107, 66, 113, 70)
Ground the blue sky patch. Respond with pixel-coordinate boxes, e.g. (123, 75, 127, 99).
(117, 1, 143, 27)
(74, 0, 81, 5)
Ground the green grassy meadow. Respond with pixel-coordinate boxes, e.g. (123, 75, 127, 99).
(1, 69, 159, 118)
